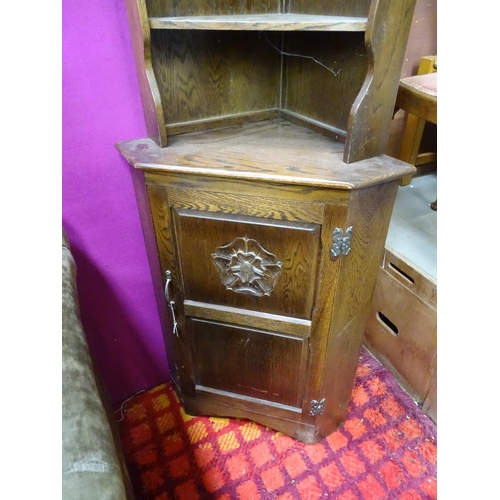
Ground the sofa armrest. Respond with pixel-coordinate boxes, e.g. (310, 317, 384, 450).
(62, 230, 134, 500)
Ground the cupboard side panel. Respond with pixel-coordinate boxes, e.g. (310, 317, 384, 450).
(127, 169, 177, 385)
(316, 181, 399, 436)
(147, 185, 196, 397)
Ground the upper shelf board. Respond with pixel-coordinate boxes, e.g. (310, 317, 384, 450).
(148, 14, 368, 32)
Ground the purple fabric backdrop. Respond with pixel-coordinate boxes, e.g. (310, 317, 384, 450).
(62, 0, 169, 404)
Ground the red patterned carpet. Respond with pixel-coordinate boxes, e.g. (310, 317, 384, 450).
(117, 348, 437, 499)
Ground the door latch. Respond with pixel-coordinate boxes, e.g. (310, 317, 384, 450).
(165, 270, 178, 336)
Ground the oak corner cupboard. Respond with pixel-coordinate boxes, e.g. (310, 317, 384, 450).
(117, 0, 417, 444)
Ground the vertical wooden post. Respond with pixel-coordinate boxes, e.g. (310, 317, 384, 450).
(124, 0, 167, 146)
(344, 0, 416, 164)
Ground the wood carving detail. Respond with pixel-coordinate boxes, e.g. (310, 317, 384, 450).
(212, 236, 283, 297)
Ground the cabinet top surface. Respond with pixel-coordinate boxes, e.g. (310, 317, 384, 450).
(116, 119, 415, 189)
(148, 14, 368, 31)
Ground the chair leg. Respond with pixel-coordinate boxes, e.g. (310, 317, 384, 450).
(399, 114, 426, 186)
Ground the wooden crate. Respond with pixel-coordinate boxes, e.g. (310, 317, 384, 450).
(364, 246, 436, 422)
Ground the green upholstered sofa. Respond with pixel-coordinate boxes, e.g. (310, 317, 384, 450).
(62, 230, 134, 500)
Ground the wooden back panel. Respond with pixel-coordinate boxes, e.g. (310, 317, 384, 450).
(125, 0, 416, 155)
(145, 0, 280, 17)
(283, 31, 367, 134)
(151, 30, 282, 127)
(289, 0, 371, 17)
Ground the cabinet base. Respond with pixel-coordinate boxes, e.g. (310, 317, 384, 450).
(180, 392, 327, 445)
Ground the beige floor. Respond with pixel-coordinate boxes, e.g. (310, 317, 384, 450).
(386, 172, 437, 280)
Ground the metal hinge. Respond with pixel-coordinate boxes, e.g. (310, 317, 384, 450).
(330, 226, 353, 260)
(309, 398, 325, 416)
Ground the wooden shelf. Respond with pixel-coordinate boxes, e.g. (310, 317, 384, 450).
(148, 14, 368, 32)
(116, 119, 414, 190)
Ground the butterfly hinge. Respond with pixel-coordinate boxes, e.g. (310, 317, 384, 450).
(309, 398, 326, 416)
(330, 226, 353, 260)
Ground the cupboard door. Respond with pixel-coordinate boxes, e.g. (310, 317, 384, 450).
(172, 209, 321, 320)
(191, 319, 308, 409)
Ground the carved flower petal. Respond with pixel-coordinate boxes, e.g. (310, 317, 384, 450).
(212, 236, 283, 297)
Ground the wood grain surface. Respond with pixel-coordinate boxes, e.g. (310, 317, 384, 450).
(165, 109, 280, 137)
(315, 181, 399, 437)
(145, 0, 278, 18)
(191, 319, 307, 408)
(364, 267, 437, 404)
(128, 170, 182, 388)
(301, 202, 349, 425)
(184, 300, 312, 337)
(396, 77, 437, 124)
(125, 0, 167, 146)
(120, 0, 421, 444)
(283, 31, 367, 133)
(279, 109, 347, 143)
(422, 365, 437, 423)
(344, 0, 416, 163)
(290, 0, 371, 17)
(127, 0, 417, 157)
(182, 392, 319, 443)
(146, 185, 196, 397)
(172, 209, 321, 320)
(150, 30, 281, 126)
(383, 247, 437, 307)
(144, 172, 350, 205)
(364, 245, 437, 418)
(116, 119, 415, 189)
(149, 14, 367, 31)
(124, 152, 411, 443)
(167, 187, 326, 224)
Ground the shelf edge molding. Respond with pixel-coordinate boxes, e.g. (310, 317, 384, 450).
(148, 14, 368, 32)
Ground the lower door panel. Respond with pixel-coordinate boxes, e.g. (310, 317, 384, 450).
(190, 318, 308, 410)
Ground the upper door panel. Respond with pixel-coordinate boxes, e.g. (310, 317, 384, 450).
(173, 209, 321, 320)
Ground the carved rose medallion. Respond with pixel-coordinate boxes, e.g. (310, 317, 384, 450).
(211, 236, 283, 297)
